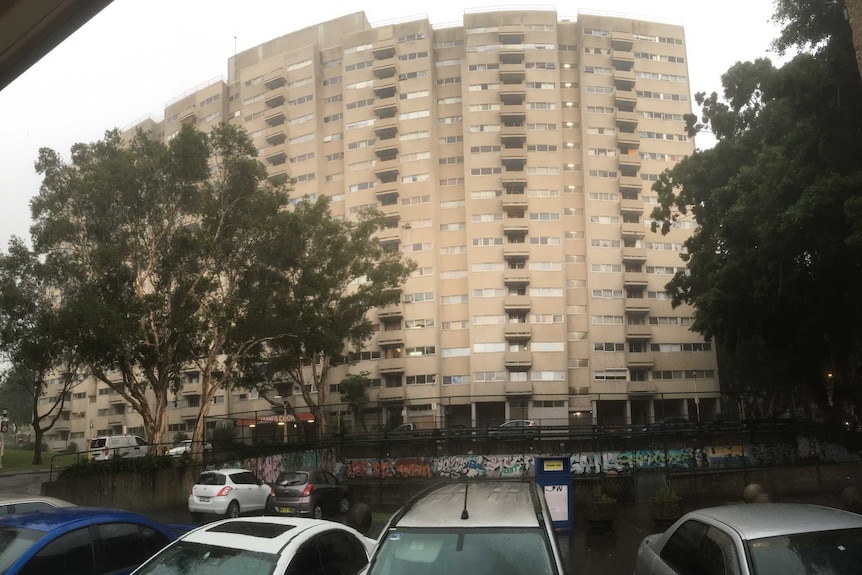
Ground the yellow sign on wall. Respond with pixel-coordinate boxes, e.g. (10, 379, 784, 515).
(543, 459, 564, 472)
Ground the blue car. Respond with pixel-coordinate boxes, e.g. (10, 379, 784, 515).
(0, 507, 183, 575)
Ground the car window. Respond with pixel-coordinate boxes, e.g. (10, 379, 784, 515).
(0, 527, 43, 573)
(368, 528, 554, 575)
(698, 526, 740, 575)
(197, 473, 226, 486)
(323, 471, 337, 485)
(96, 522, 155, 574)
(14, 502, 55, 514)
(90, 438, 106, 449)
(135, 436, 148, 446)
(660, 520, 708, 575)
(18, 526, 94, 575)
(277, 472, 308, 486)
(747, 527, 862, 575)
(286, 539, 322, 575)
(313, 530, 369, 575)
(135, 540, 279, 575)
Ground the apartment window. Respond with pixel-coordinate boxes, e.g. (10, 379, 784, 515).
(532, 314, 563, 324)
(345, 80, 374, 91)
(525, 61, 556, 69)
(474, 371, 506, 383)
(400, 51, 429, 61)
(468, 82, 499, 91)
(289, 152, 315, 164)
(469, 63, 499, 71)
(473, 213, 502, 222)
(527, 102, 556, 110)
(440, 245, 467, 255)
(442, 347, 470, 357)
(474, 314, 505, 325)
(529, 261, 562, 271)
(590, 239, 621, 248)
(348, 138, 375, 150)
(529, 287, 563, 297)
(400, 130, 430, 141)
(399, 110, 430, 121)
(325, 152, 343, 161)
(402, 194, 431, 206)
(439, 178, 465, 187)
(473, 287, 504, 297)
(472, 190, 501, 199)
(438, 115, 462, 124)
(529, 236, 560, 245)
(436, 76, 461, 85)
(322, 132, 343, 143)
(323, 76, 342, 86)
(529, 212, 560, 221)
(591, 264, 622, 273)
(526, 123, 557, 131)
(531, 371, 565, 381)
(403, 291, 434, 303)
(398, 33, 425, 43)
(346, 98, 374, 110)
(592, 289, 624, 298)
(405, 318, 436, 329)
(472, 237, 503, 247)
(345, 60, 373, 72)
(471, 167, 501, 175)
(441, 294, 469, 304)
(406, 374, 436, 385)
(474, 343, 506, 353)
(436, 58, 461, 68)
(434, 39, 463, 48)
(398, 70, 428, 81)
(440, 222, 466, 231)
(443, 375, 470, 385)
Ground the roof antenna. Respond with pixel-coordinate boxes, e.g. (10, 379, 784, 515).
(460, 483, 470, 520)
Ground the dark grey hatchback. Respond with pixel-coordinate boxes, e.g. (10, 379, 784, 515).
(267, 469, 350, 519)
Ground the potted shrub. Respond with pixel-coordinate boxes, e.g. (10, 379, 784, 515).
(650, 482, 683, 526)
(584, 492, 618, 526)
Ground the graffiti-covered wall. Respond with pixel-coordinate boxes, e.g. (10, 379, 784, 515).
(231, 435, 862, 483)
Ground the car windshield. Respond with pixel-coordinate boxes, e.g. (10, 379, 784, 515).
(367, 528, 556, 575)
(136, 541, 279, 575)
(197, 473, 226, 486)
(0, 527, 43, 573)
(276, 472, 308, 486)
(748, 527, 862, 575)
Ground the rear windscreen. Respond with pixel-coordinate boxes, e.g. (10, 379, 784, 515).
(197, 473, 226, 486)
(276, 472, 308, 486)
(90, 438, 106, 448)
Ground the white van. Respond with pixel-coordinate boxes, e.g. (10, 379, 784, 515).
(89, 435, 148, 461)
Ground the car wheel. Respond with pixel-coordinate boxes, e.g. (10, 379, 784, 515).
(339, 497, 351, 514)
(226, 500, 240, 519)
(313, 504, 323, 520)
(190, 511, 203, 523)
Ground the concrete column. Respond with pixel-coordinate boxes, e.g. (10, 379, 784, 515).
(471, 402, 477, 427)
(625, 400, 632, 425)
(591, 399, 598, 426)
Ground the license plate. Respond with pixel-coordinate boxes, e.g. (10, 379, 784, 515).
(278, 507, 294, 514)
(199, 496, 210, 502)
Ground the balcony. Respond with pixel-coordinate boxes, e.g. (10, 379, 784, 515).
(379, 385, 404, 400)
(501, 108, 526, 125)
(378, 358, 405, 374)
(616, 109, 639, 131)
(373, 60, 396, 79)
(615, 91, 637, 111)
(499, 63, 525, 83)
(619, 153, 642, 173)
(504, 324, 532, 340)
(373, 39, 396, 60)
(373, 80, 397, 99)
(628, 380, 656, 393)
(375, 159, 399, 183)
(374, 117, 398, 140)
(502, 178, 527, 195)
(501, 154, 526, 172)
(264, 109, 285, 126)
(376, 225, 401, 244)
(505, 380, 532, 394)
(625, 325, 652, 341)
(503, 294, 531, 310)
(502, 193, 528, 210)
(620, 198, 643, 216)
(503, 268, 530, 286)
(504, 351, 532, 369)
(377, 303, 403, 319)
(622, 222, 646, 239)
(625, 299, 650, 314)
(623, 272, 648, 288)
(378, 330, 404, 346)
(374, 101, 397, 119)
(611, 31, 634, 52)
(265, 127, 286, 145)
(499, 47, 525, 65)
(268, 168, 288, 185)
(500, 87, 526, 105)
(375, 188, 399, 207)
(503, 244, 530, 260)
(503, 217, 528, 234)
(264, 93, 285, 108)
(265, 149, 286, 166)
(618, 130, 640, 149)
(501, 132, 526, 148)
(375, 145, 398, 161)
(614, 68, 636, 92)
(619, 175, 642, 194)
(627, 354, 655, 369)
(622, 246, 648, 264)
(499, 26, 524, 44)
(264, 71, 286, 90)
(612, 53, 635, 72)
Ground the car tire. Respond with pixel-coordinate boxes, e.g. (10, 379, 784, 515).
(226, 500, 240, 519)
(339, 497, 351, 514)
(313, 504, 323, 520)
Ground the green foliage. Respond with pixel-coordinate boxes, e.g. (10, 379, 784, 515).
(653, 483, 681, 503)
(650, 0, 862, 415)
(64, 441, 78, 454)
(172, 431, 189, 444)
(57, 454, 176, 480)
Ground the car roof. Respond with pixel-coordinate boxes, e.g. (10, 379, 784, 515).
(690, 504, 862, 540)
(0, 494, 75, 507)
(0, 507, 173, 533)
(179, 517, 368, 555)
(394, 480, 541, 528)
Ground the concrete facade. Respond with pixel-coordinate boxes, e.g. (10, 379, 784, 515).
(41, 9, 718, 451)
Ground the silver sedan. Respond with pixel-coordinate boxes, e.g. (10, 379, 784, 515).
(635, 503, 862, 575)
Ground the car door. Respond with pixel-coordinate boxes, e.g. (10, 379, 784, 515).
(94, 521, 173, 575)
(228, 472, 252, 512)
(321, 471, 340, 513)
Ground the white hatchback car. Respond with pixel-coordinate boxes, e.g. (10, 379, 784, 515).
(132, 516, 376, 575)
(188, 468, 271, 521)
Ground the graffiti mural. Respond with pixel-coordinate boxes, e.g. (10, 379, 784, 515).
(233, 434, 861, 481)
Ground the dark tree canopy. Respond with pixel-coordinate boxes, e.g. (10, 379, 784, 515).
(651, 0, 862, 416)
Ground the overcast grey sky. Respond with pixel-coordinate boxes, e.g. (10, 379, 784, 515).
(0, 1, 783, 249)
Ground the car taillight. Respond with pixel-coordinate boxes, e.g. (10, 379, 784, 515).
(302, 484, 314, 497)
(216, 486, 233, 497)
(271, 485, 276, 495)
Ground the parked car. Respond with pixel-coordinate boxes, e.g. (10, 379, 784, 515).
(0, 494, 75, 517)
(167, 439, 212, 457)
(268, 468, 350, 519)
(365, 480, 566, 575)
(132, 516, 376, 575)
(89, 435, 148, 461)
(0, 507, 181, 575)
(188, 468, 271, 521)
(635, 503, 862, 575)
(488, 419, 540, 438)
